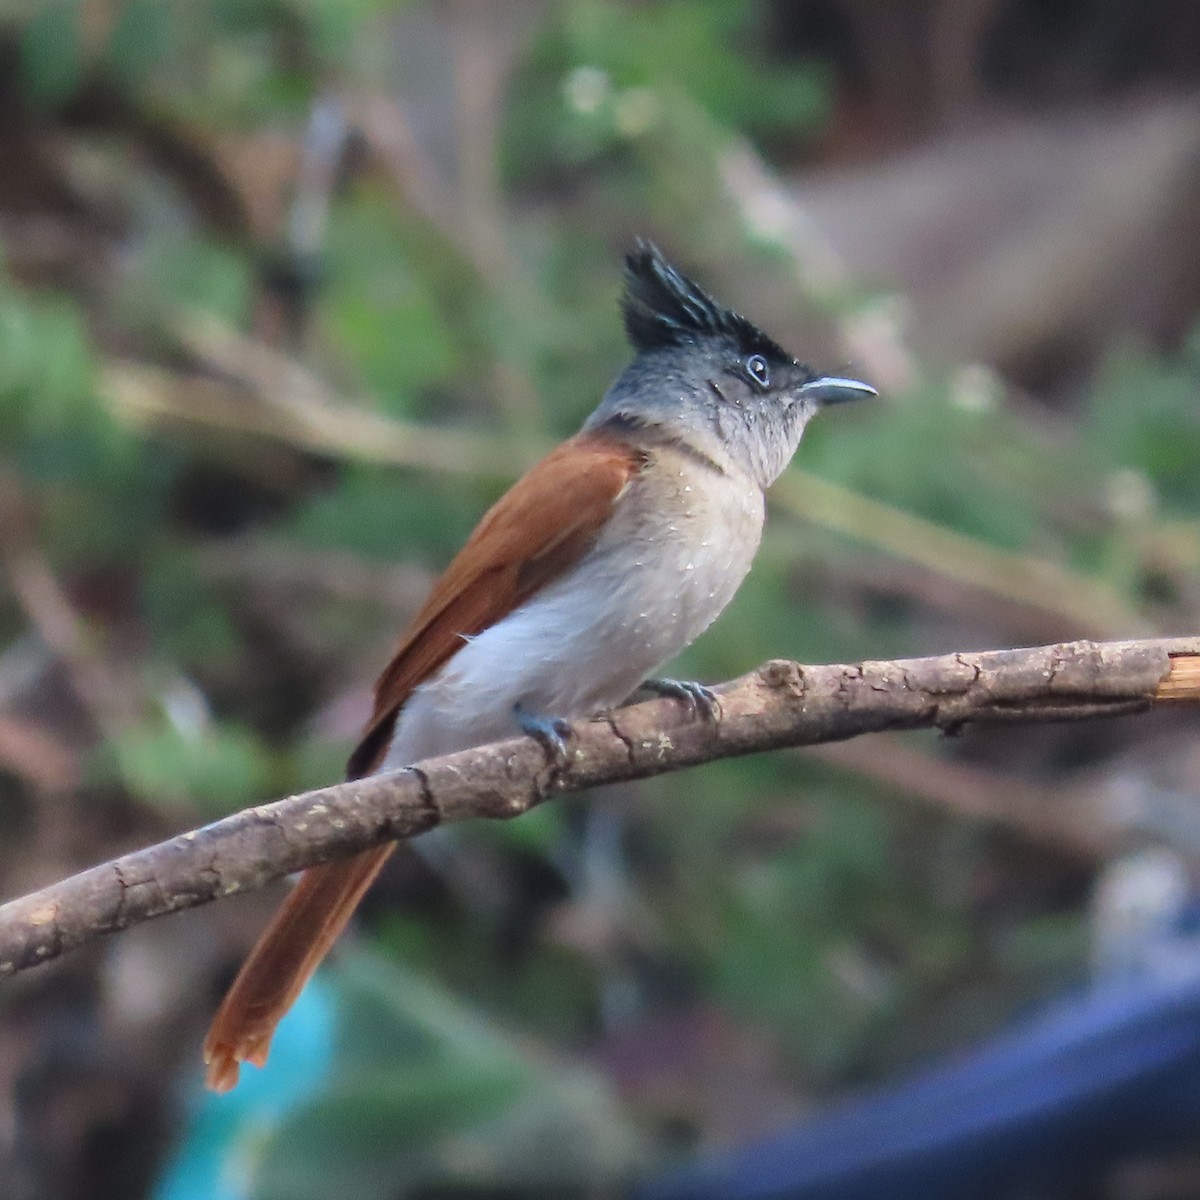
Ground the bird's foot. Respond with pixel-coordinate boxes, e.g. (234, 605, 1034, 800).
(642, 677, 720, 720)
(514, 703, 574, 764)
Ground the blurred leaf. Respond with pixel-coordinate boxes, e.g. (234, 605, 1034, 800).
(996, 913, 1089, 978)
(807, 380, 1046, 551)
(19, 0, 85, 104)
(141, 550, 241, 663)
(0, 280, 95, 437)
(139, 233, 254, 324)
(105, 0, 171, 86)
(1084, 333, 1200, 510)
(460, 800, 567, 856)
(256, 1065, 525, 1200)
(102, 718, 273, 813)
(506, 0, 829, 180)
(287, 735, 354, 794)
(251, 947, 641, 1200)
(320, 195, 461, 405)
(287, 467, 482, 561)
(563, 0, 828, 132)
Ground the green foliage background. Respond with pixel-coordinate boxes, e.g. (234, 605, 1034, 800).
(1, 1, 1198, 1197)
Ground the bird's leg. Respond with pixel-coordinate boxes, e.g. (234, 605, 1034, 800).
(641, 677, 720, 720)
(514, 703, 574, 764)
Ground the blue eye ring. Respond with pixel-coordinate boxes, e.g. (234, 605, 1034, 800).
(745, 354, 770, 388)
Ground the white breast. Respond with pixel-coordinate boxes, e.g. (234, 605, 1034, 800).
(379, 449, 764, 771)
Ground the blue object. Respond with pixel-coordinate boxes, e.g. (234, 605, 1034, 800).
(637, 966, 1200, 1200)
(154, 976, 336, 1200)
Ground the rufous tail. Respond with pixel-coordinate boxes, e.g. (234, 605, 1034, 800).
(203, 843, 395, 1092)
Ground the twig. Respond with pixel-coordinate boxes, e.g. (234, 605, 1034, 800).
(198, 538, 434, 610)
(0, 638, 1196, 977)
(770, 472, 1147, 637)
(0, 478, 141, 736)
(99, 354, 522, 477)
(99, 340, 1149, 634)
(0, 715, 79, 792)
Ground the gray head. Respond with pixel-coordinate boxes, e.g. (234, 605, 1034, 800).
(584, 242, 874, 488)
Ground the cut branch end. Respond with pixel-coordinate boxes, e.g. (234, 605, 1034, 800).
(1156, 653, 1200, 701)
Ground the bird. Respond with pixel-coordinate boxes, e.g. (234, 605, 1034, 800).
(202, 241, 875, 1092)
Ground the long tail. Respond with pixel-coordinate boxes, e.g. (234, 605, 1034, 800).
(203, 843, 394, 1092)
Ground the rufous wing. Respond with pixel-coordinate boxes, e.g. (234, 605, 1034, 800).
(347, 432, 647, 777)
(203, 432, 646, 1090)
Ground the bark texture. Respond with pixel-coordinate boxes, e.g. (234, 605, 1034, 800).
(1, 637, 1197, 977)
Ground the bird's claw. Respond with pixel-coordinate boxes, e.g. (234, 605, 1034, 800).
(514, 704, 574, 764)
(642, 677, 720, 720)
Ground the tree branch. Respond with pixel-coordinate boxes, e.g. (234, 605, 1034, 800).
(2, 638, 1197, 977)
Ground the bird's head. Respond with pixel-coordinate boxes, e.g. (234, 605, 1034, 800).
(586, 241, 874, 487)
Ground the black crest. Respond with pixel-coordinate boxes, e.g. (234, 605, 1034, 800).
(621, 240, 792, 362)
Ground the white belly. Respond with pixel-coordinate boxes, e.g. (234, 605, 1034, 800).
(380, 452, 764, 770)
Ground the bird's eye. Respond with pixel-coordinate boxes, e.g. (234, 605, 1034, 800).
(745, 354, 770, 388)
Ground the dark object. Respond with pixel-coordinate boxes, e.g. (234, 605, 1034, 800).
(638, 918, 1200, 1199)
